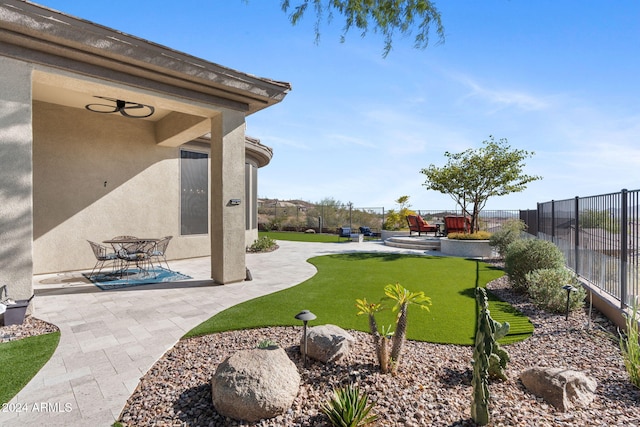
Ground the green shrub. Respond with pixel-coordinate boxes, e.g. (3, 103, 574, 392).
(526, 268, 586, 313)
(504, 239, 565, 292)
(489, 219, 527, 257)
(321, 384, 377, 427)
(257, 339, 278, 349)
(447, 231, 492, 240)
(620, 302, 640, 389)
(247, 236, 277, 253)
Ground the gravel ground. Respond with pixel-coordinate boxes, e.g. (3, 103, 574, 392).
(0, 316, 59, 343)
(117, 274, 640, 427)
(3, 275, 639, 426)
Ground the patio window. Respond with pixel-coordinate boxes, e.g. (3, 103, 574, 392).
(245, 163, 258, 230)
(180, 149, 208, 235)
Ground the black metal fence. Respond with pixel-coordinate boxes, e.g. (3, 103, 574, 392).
(258, 202, 522, 234)
(538, 189, 640, 308)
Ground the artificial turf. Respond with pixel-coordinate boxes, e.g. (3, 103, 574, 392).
(0, 332, 60, 404)
(186, 253, 533, 345)
(259, 231, 351, 243)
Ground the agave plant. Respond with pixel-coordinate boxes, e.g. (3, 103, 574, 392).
(321, 384, 378, 427)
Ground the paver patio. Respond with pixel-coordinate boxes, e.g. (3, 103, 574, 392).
(0, 240, 430, 427)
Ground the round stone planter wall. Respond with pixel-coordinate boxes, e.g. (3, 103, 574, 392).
(440, 238, 495, 258)
(381, 230, 411, 240)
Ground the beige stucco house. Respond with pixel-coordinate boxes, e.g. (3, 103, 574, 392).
(0, 0, 291, 302)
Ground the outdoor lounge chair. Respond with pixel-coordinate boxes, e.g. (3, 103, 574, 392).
(406, 215, 438, 236)
(338, 227, 351, 238)
(444, 215, 472, 235)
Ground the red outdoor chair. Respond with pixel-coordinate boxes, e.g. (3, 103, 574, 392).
(406, 215, 438, 236)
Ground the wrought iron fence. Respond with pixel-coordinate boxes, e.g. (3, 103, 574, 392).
(538, 189, 640, 308)
(258, 201, 521, 234)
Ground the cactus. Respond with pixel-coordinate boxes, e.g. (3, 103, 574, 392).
(471, 287, 510, 426)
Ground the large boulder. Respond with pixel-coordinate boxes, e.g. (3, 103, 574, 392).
(520, 367, 597, 411)
(211, 346, 300, 422)
(302, 324, 355, 364)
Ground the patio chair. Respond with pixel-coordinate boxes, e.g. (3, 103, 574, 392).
(444, 215, 472, 235)
(148, 236, 173, 271)
(406, 215, 438, 236)
(87, 240, 119, 277)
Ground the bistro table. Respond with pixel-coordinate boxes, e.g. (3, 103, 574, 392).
(103, 237, 159, 277)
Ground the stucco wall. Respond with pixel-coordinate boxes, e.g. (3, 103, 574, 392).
(32, 101, 211, 273)
(0, 57, 34, 299)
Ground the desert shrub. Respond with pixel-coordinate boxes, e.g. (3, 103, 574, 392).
(489, 219, 527, 257)
(447, 231, 492, 240)
(382, 196, 415, 230)
(526, 268, 586, 313)
(620, 302, 640, 389)
(247, 236, 277, 253)
(504, 239, 565, 292)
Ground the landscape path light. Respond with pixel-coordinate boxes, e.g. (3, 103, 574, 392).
(294, 309, 316, 367)
(562, 284, 577, 321)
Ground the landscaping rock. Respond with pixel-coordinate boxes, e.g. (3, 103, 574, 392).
(210, 346, 300, 422)
(304, 229, 316, 233)
(302, 324, 355, 363)
(520, 367, 597, 411)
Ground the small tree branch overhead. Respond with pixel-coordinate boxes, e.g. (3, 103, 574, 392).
(280, 0, 445, 57)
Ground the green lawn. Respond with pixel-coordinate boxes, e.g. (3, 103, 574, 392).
(260, 230, 346, 243)
(0, 332, 60, 404)
(259, 231, 378, 243)
(186, 253, 533, 345)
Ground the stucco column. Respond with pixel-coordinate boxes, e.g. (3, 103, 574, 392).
(0, 57, 34, 300)
(210, 112, 247, 284)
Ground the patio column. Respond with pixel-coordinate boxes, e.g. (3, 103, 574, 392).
(209, 112, 247, 284)
(0, 57, 34, 300)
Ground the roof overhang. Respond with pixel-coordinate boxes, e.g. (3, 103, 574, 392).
(0, 0, 291, 115)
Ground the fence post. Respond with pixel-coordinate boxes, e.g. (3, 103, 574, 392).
(621, 189, 629, 309)
(551, 200, 556, 243)
(574, 196, 580, 274)
(536, 203, 540, 237)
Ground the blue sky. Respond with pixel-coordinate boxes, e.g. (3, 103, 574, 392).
(35, 1, 640, 210)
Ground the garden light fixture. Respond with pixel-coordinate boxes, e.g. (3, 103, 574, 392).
(562, 284, 577, 320)
(294, 309, 316, 366)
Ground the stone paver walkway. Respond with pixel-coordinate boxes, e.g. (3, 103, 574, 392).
(0, 240, 429, 426)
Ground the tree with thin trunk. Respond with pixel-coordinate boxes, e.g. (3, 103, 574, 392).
(420, 136, 541, 233)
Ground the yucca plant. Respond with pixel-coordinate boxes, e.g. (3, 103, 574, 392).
(356, 298, 388, 372)
(321, 384, 378, 427)
(384, 283, 432, 374)
(620, 302, 640, 389)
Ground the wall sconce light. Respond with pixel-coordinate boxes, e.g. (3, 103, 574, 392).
(229, 199, 241, 206)
(562, 284, 577, 320)
(294, 309, 316, 367)
(85, 96, 154, 118)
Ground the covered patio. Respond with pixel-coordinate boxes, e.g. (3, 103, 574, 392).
(0, 1, 291, 308)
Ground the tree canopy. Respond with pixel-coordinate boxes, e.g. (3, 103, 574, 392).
(420, 136, 542, 232)
(280, 0, 445, 56)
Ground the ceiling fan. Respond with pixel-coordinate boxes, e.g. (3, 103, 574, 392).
(85, 96, 154, 118)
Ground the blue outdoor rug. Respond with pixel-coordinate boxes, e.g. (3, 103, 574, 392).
(84, 267, 192, 290)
